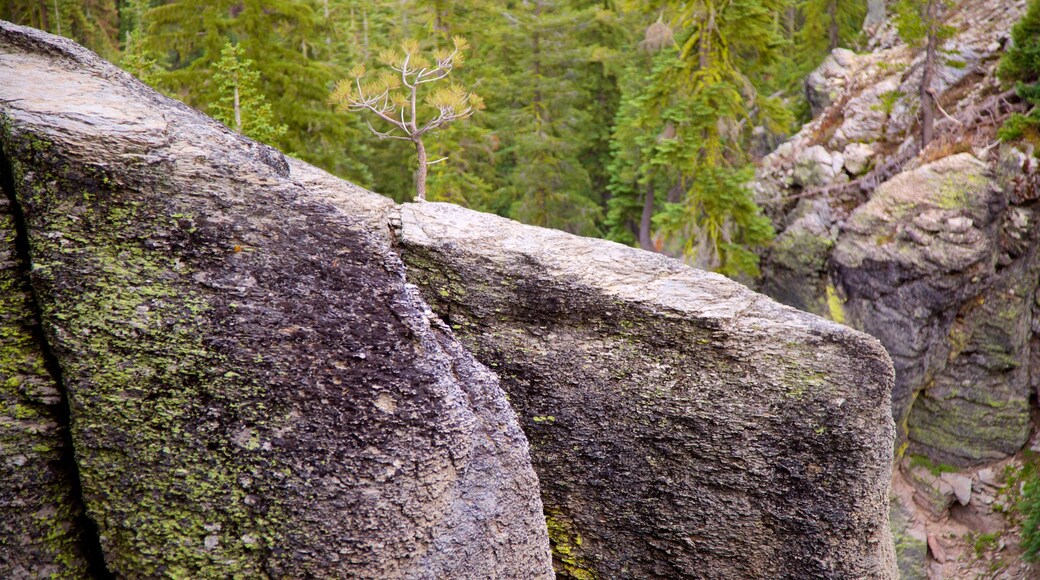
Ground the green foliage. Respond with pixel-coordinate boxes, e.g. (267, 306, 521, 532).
(907, 453, 958, 476)
(142, 0, 372, 181)
(998, 0, 1040, 149)
(999, 454, 1040, 560)
(606, 1, 784, 276)
(893, 0, 954, 47)
(329, 35, 483, 200)
(211, 42, 287, 143)
(5, 0, 873, 279)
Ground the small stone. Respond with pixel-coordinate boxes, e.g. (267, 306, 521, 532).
(976, 468, 997, 487)
(842, 143, 875, 176)
(940, 472, 972, 506)
(945, 216, 973, 233)
(204, 535, 219, 550)
(927, 534, 946, 563)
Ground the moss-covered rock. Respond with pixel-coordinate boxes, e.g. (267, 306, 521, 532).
(0, 168, 92, 578)
(0, 21, 551, 578)
(832, 154, 1005, 425)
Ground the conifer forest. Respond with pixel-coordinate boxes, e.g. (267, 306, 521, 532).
(1, 0, 877, 278)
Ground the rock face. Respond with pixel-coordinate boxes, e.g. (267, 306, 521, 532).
(1, 20, 901, 579)
(832, 154, 1007, 429)
(1, 182, 95, 577)
(0, 21, 551, 578)
(753, 1, 1039, 577)
(396, 202, 897, 578)
(756, 0, 1035, 468)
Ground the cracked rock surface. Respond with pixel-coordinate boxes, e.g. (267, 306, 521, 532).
(0, 21, 550, 579)
(1, 19, 899, 580)
(396, 202, 897, 579)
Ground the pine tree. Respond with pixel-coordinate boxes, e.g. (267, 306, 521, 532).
(796, 0, 865, 56)
(490, 0, 606, 236)
(894, 0, 955, 148)
(606, 1, 785, 276)
(211, 41, 287, 143)
(329, 36, 484, 200)
(142, 0, 371, 181)
(997, 0, 1040, 149)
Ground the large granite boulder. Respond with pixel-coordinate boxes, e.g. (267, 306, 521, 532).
(395, 202, 897, 578)
(0, 21, 551, 578)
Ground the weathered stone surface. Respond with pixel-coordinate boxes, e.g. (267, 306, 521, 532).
(396, 201, 897, 578)
(806, 48, 857, 118)
(0, 190, 93, 577)
(760, 199, 837, 319)
(889, 496, 928, 580)
(792, 144, 846, 188)
(832, 154, 1005, 424)
(906, 256, 1034, 466)
(0, 21, 551, 578)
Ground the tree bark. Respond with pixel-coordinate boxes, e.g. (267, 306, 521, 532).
(233, 84, 242, 132)
(828, 0, 840, 50)
(38, 0, 50, 31)
(639, 183, 654, 251)
(920, 1, 938, 148)
(414, 138, 428, 201)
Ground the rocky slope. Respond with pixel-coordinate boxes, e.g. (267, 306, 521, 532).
(755, 0, 1040, 576)
(1, 21, 897, 578)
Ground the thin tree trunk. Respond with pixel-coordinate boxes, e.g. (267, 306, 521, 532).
(234, 84, 242, 132)
(38, 0, 50, 31)
(324, 0, 330, 46)
(414, 139, 428, 201)
(53, 0, 61, 36)
(363, 7, 369, 60)
(920, 0, 938, 148)
(639, 184, 655, 251)
(828, 0, 840, 50)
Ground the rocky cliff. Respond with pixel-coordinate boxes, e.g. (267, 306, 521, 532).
(755, 0, 1040, 575)
(1, 21, 896, 578)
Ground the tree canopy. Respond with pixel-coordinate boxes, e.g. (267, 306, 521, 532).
(3, 0, 879, 279)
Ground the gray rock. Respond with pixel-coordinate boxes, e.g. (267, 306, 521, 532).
(905, 465, 956, 518)
(0, 191, 93, 576)
(832, 154, 1004, 426)
(0, 21, 552, 578)
(833, 76, 901, 147)
(843, 142, 876, 176)
(806, 49, 857, 117)
(760, 199, 837, 318)
(890, 496, 928, 580)
(793, 145, 845, 188)
(939, 472, 972, 506)
(396, 201, 898, 579)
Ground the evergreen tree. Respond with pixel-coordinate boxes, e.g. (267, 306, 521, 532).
(998, 0, 1040, 149)
(329, 36, 484, 200)
(796, 0, 865, 56)
(491, 0, 606, 236)
(211, 41, 287, 143)
(894, 0, 955, 148)
(142, 0, 371, 182)
(606, 1, 785, 276)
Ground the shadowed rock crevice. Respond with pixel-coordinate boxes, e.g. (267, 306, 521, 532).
(0, 126, 110, 578)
